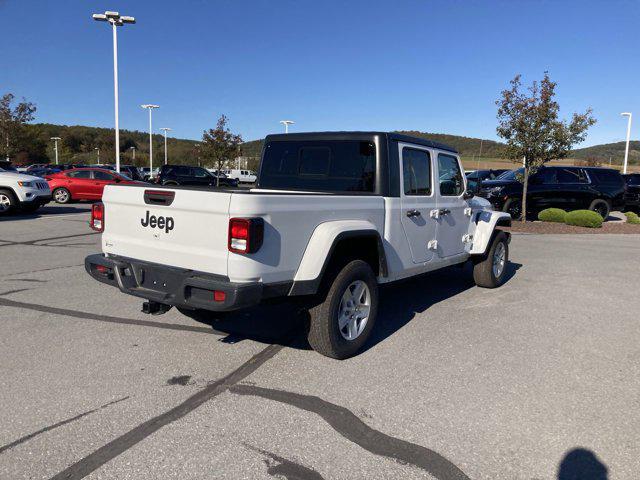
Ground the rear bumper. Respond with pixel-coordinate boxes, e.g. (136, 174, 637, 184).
(85, 253, 264, 312)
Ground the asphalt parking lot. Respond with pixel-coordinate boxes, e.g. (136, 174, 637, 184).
(1, 204, 639, 479)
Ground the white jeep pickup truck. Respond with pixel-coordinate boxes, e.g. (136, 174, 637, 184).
(85, 132, 511, 358)
(0, 167, 52, 215)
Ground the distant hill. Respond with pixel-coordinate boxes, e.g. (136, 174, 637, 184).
(239, 131, 508, 160)
(571, 141, 640, 165)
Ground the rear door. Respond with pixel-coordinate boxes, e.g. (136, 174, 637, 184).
(399, 143, 437, 264)
(66, 170, 93, 197)
(435, 152, 467, 258)
(91, 170, 117, 199)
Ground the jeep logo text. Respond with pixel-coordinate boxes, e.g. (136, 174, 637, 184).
(141, 210, 174, 233)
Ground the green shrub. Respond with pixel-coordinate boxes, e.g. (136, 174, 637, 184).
(625, 211, 640, 224)
(538, 208, 567, 223)
(565, 210, 603, 228)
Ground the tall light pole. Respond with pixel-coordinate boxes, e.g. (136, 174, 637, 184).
(621, 112, 632, 174)
(92, 11, 135, 174)
(95, 148, 101, 165)
(159, 127, 172, 165)
(50, 137, 61, 165)
(279, 120, 294, 133)
(130, 146, 136, 160)
(141, 104, 159, 177)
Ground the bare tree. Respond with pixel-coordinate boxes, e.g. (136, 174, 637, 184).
(496, 73, 596, 221)
(200, 115, 242, 186)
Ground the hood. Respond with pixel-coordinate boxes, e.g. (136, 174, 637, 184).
(0, 170, 45, 182)
(481, 179, 513, 188)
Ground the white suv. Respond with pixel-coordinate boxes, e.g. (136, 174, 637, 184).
(0, 168, 52, 215)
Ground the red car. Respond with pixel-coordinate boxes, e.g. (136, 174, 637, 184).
(46, 168, 140, 204)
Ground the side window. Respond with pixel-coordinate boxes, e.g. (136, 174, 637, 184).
(437, 154, 464, 196)
(67, 170, 91, 179)
(402, 148, 431, 195)
(175, 166, 190, 176)
(93, 170, 115, 181)
(193, 167, 209, 178)
(557, 168, 587, 184)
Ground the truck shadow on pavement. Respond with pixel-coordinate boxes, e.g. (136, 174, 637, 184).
(2, 204, 91, 221)
(190, 261, 521, 352)
(557, 448, 608, 479)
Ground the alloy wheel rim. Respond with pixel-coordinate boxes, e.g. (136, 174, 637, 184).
(493, 242, 506, 278)
(0, 194, 10, 211)
(338, 280, 371, 341)
(55, 190, 68, 202)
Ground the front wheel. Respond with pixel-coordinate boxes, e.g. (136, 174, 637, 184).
(0, 189, 17, 215)
(503, 198, 522, 220)
(307, 260, 378, 359)
(473, 231, 509, 288)
(53, 187, 71, 204)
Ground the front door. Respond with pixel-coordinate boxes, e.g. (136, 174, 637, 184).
(399, 144, 437, 264)
(435, 153, 468, 258)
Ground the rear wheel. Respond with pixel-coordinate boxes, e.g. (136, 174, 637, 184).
(473, 231, 509, 288)
(53, 187, 71, 204)
(0, 189, 17, 215)
(307, 260, 378, 359)
(589, 199, 610, 219)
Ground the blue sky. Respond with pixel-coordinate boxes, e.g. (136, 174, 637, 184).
(1, 0, 638, 147)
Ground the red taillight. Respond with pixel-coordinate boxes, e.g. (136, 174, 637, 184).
(213, 290, 226, 302)
(228, 218, 264, 254)
(95, 264, 109, 273)
(90, 203, 104, 232)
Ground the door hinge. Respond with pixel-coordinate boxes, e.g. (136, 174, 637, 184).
(464, 207, 473, 217)
(427, 239, 438, 250)
(462, 234, 473, 243)
(430, 209, 440, 219)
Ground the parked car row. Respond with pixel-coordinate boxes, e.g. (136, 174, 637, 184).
(468, 166, 627, 219)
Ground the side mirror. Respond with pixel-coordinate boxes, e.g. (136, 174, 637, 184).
(463, 189, 475, 200)
(114, 177, 122, 183)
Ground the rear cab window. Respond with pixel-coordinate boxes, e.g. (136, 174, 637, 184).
(259, 140, 376, 192)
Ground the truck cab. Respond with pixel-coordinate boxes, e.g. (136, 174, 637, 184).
(86, 132, 511, 358)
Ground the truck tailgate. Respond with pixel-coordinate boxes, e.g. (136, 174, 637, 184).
(101, 185, 231, 276)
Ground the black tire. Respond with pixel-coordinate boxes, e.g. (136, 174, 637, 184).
(163, 181, 179, 186)
(307, 260, 378, 360)
(53, 187, 71, 204)
(503, 198, 522, 220)
(473, 231, 509, 288)
(589, 199, 610, 219)
(0, 188, 17, 215)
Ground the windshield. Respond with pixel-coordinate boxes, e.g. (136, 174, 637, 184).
(496, 169, 519, 180)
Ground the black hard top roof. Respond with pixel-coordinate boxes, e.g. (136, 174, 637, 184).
(264, 131, 458, 154)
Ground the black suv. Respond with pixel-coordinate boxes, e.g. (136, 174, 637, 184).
(156, 165, 239, 188)
(478, 166, 625, 219)
(622, 173, 640, 212)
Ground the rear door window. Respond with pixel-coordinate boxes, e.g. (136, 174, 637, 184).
(67, 170, 92, 179)
(557, 168, 588, 184)
(402, 148, 431, 195)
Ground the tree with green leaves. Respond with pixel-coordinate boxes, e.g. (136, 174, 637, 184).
(496, 73, 596, 221)
(0, 93, 37, 161)
(200, 115, 242, 186)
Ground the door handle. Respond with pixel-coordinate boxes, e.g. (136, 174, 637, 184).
(406, 209, 421, 218)
(439, 208, 451, 215)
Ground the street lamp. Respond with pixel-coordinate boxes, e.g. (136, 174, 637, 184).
(279, 120, 294, 133)
(130, 146, 136, 160)
(95, 147, 100, 165)
(621, 112, 632, 174)
(141, 104, 159, 177)
(159, 127, 172, 165)
(50, 137, 61, 165)
(92, 11, 136, 174)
